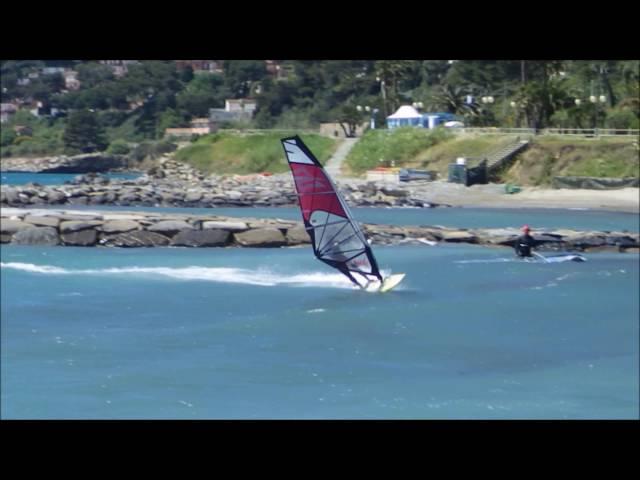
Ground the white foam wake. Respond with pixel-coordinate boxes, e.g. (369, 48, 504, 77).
(1, 262, 359, 289)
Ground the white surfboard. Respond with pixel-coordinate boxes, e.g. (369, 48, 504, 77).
(379, 273, 406, 293)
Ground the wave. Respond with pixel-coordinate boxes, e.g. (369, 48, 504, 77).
(454, 258, 515, 264)
(0, 262, 368, 289)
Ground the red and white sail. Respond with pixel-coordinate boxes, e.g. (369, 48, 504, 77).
(281, 136, 382, 288)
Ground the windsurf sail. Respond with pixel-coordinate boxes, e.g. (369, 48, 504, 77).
(281, 135, 383, 289)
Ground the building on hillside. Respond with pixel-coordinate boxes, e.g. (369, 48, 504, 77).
(63, 70, 80, 90)
(386, 105, 458, 129)
(209, 98, 257, 123)
(164, 118, 219, 139)
(175, 60, 223, 74)
(99, 60, 139, 77)
(0, 103, 18, 123)
(42, 67, 66, 75)
(265, 60, 294, 81)
(224, 98, 257, 114)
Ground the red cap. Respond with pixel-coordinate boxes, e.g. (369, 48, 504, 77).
(522, 225, 530, 232)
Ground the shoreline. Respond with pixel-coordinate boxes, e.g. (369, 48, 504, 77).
(2, 156, 638, 213)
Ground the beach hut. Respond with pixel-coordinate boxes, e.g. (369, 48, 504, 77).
(386, 106, 459, 129)
(386, 105, 424, 129)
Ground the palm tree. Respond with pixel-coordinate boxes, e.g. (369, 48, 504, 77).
(428, 84, 482, 123)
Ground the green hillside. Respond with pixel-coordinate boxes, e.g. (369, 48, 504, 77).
(173, 132, 338, 175)
(502, 136, 640, 185)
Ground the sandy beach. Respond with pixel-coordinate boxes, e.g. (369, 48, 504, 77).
(403, 182, 640, 213)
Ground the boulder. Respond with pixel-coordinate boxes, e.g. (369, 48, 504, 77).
(202, 220, 248, 231)
(102, 230, 170, 247)
(567, 234, 606, 248)
(68, 196, 89, 205)
(3, 188, 20, 204)
(147, 220, 194, 235)
(1, 219, 31, 234)
(60, 220, 104, 233)
(61, 229, 98, 246)
(99, 220, 141, 233)
(47, 191, 67, 204)
(184, 191, 203, 203)
(23, 215, 61, 228)
(171, 229, 230, 247)
(286, 225, 311, 245)
(12, 226, 60, 245)
(439, 230, 478, 243)
(233, 228, 287, 247)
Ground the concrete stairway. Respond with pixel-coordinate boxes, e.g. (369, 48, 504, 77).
(485, 138, 530, 175)
(325, 137, 359, 179)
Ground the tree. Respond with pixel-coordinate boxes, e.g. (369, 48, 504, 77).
(374, 60, 420, 115)
(76, 62, 115, 88)
(180, 65, 194, 84)
(335, 104, 362, 138)
(429, 84, 481, 123)
(176, 73, 228, 118)
(223, 60, 267, 98)
(63, 109, 108, 154)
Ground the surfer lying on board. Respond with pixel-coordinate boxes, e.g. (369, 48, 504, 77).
(514, 225, 536, 258)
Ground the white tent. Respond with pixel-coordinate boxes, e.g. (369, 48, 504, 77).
(387, 105, 422, 119)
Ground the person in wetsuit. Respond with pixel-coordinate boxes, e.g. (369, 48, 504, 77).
(514, 225, 536, 258)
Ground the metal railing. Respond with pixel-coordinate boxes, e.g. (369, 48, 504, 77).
(540, 128, 639, 137)
(450, 127, 639, 138)
(452, 127, 536, 135)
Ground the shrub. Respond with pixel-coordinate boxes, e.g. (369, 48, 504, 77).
(605, 108, 640, 130)
(107, 139, 131, 155)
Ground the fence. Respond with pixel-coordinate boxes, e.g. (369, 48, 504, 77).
(451, 127, 536, 135)
(539, 128, 639, 138)
(452, 127, 639, 138)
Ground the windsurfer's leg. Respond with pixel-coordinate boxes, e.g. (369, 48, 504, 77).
(342, 270, 365, 289)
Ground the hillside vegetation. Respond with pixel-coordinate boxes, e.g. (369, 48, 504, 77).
(502, 136, 640, 186)
(344, 129, 639, 185)
(344, 128, 520, 177)
(343, 127, 454, 175)
(174, 132, 338, 175)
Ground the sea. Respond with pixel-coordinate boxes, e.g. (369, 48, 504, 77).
(1, 202, 638, 419)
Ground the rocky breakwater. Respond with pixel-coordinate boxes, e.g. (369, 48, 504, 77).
(1, 156, 447, 208)
(1, 153, 129, 174)
(1, 208, 638, 252)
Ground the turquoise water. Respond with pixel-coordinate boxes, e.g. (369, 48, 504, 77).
(1, 239, 638, 419)
(1, 172, 141, 186)
(23, 205, 640, 232)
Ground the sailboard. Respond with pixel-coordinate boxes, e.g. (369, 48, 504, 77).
(281, 135, 404, 292)
(527, 252, 587, 263)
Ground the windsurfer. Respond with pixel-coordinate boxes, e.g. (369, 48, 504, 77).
(514, 225, 536, 258)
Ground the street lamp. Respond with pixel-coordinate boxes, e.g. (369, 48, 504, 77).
(589, 94, 607, 130)
(358, 105, 379, 129)
(509, 101, 521, 127)
(481, 96, 495, 126)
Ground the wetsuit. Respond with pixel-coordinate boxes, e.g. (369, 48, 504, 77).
(515, 233, 535, 258)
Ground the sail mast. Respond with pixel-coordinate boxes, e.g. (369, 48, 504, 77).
(281, 135, 382, 288)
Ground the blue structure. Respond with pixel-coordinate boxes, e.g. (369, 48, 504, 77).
(386, 105, 458, 129)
